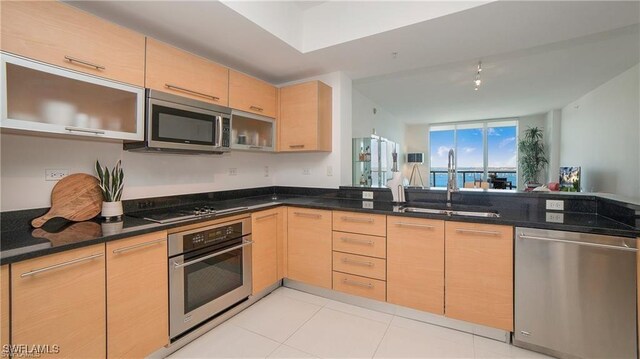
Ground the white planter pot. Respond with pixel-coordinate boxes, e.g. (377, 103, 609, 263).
(101, 201, 123, 219)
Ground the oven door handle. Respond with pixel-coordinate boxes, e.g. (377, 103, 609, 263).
(172, 239, 253, 269)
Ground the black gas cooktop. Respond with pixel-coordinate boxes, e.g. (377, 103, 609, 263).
(130, 205, 248, 224)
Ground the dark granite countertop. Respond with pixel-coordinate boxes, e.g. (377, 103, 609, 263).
(2, 192, 639, 265)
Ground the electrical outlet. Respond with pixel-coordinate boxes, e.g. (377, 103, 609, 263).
(362, 191, 374, 200)
(302, 168, 311, 175)
(546, 199, 564, 211)
(362, 201, 374, 209)
(546, 212, 565, 223)
(264, 166, 269, 177)
(326, 166, 333, 177)
(228, 168, 238, 176)
(45, 169, 69, 181)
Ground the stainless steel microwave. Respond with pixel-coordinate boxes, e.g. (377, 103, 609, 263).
(124, 89, 231, 154)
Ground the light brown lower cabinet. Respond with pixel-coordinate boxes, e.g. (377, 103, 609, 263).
(386, 216, 445, 315)
(252, 208, 287, 294)
(445, 221, 514, 331)
(12, 244, 106, 358)
(287, 208, 332, 288)
(1, 265, 9, 349)
(332, 272, 386, 302)
(106, 231, 168, 359)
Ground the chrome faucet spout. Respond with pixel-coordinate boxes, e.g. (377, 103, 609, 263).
(447, 149, 458, 207)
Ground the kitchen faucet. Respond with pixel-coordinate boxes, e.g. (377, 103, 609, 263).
(447, 149, 458, 207)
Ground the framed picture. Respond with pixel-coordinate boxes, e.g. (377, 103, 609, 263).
(559, 167, 581, 192)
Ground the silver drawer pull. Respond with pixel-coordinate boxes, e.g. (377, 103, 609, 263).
(165, 84, 220, 101)
(289, 144, 305, 148)
(395, 222, 435, 229)
(21, 253, 104, 277)
(113, 238, 165, 254)
(249, 106, 264, 112)
(342, 258, 374, 267)
(249, 146, 263, 149)
(255, 212, 277, 220)
(342, 278, 373, 288)
(455, 228, 501, 236)
(293, 212, 321, 218)
(174, 239, 252, 269)
(340, 237, 374, 246)
(65, 126, 105, 135)
(64, 56, 105, 70)
(341, 216, 374, 223)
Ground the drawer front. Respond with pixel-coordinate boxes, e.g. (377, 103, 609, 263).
(333, 272, 386, 302)
(229, 70, 277, 118)
(145, 38, 229, 106)
(333, 211, 386, 236)
(1, 1, 145, 86)
(333, 252, 386, 280)
(332, 231, 386, 258)
(446, 221, 513, 242)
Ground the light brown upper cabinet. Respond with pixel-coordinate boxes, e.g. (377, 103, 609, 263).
(106, 232, 168, 359)
(287, 208, 332, 288)
(229, 70, 277, 118)
(12, 244, 106, 358)
(0, 1, 145, 87)
(386, 217, 445, 315)
(279, 81, 332, 152)
(145, 38, 229, 106)
(251, 207, 287, 294)
(1, 265, 8, 349)
(445, 221, 514, 331)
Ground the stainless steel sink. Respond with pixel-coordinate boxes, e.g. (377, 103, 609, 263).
(400, 206, 500, 218)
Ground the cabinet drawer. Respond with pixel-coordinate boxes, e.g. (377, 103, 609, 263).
(145, 38, 229, 105)
(333, 272, 386, 302)
(229, 70, 276, 118)
(332, 231, 386, 258)
(1, 1, 145, 86)
(332, 211, 386, 236)
(446, 221, 513, 242)
(333, 252, 386, 280)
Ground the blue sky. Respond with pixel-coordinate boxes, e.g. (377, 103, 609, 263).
(430, 126, 517, 169)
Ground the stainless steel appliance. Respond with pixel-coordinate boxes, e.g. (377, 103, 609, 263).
(169, 217, 252, 338)
(124, 89, 231, 154)
(514, 228, 637, 359)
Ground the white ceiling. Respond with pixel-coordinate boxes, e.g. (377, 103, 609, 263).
(67, 1, 640, 124)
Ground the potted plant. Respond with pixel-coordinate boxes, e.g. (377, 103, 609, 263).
(518, 127, 548, 189)
(95, 160, 124, 219)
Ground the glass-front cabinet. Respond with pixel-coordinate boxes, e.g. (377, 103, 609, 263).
(0, 52, 144, 140)
(230, 110, 275, 152)
(352, 135, 398, 187)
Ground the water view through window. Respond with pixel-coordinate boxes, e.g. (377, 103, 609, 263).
(429, 121, 518, 189)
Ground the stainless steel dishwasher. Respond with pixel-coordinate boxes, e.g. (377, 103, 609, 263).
(514, 228, 637, 359)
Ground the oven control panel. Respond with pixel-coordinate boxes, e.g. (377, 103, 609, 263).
(183, 222, 242, 251)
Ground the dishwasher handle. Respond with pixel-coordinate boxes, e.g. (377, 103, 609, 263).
(518, 234, 637, 252)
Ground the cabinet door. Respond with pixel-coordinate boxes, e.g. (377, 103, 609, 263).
(279, 81, 331, 152)
(287, 208, 332, 288)
(1, 1, 145, 86)
(387, 217, 445, 315)
(445, 222, 513, 331)
(229, 70, 277, 118)
(146, 38, 229, 106)
(12, 244, 106, 358)
(251, 208, 281, 294)
(106, 232, 168, 359)
(1, 265, 8, 349)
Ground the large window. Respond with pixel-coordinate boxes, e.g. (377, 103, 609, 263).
(429, 120, 518, 189)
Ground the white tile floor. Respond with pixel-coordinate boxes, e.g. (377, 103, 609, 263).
(169, 287, 552, 359)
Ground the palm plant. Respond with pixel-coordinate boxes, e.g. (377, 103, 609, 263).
(95, 160, 124, 202)
(519, 127, 548, 185)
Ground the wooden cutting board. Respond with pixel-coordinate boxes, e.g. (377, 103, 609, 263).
(31, 173, 103, 228)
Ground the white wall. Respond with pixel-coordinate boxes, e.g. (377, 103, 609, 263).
(274, 71, 353, 189)
(352, 89, 404, 143)
(0, 132, 277, 211)
(560, 63, 640, 198)
(545, 110, 562, 183)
